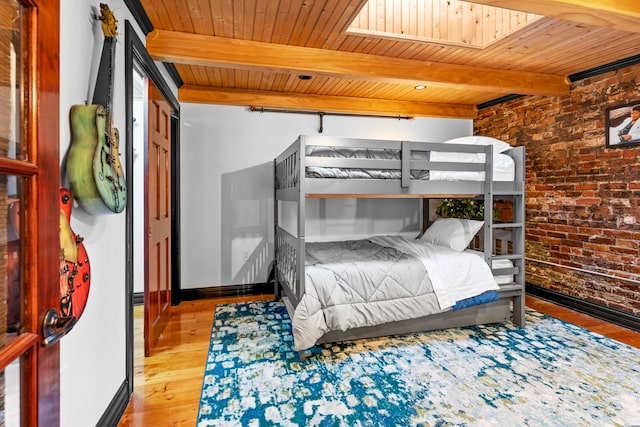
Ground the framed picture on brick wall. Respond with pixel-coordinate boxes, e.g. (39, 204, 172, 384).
(606, 102, 640, 148)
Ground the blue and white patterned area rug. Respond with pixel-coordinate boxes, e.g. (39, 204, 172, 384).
(196, 301, 640, 427)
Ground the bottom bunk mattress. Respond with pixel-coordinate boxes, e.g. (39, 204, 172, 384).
(292, 235, 500, 351)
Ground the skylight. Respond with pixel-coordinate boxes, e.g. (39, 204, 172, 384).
(347, 0, 542, 49)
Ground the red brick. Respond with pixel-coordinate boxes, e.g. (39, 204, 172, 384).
(476, 62, 640, 315)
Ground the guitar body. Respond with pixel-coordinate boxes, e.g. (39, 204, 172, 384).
(66, 7, 126, 215)
(59, 188, 91, 320)
(67, 104, 126, 215)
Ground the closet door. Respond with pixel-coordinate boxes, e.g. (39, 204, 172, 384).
(0, 0, 62, 426)
(144, 80, 172, 356)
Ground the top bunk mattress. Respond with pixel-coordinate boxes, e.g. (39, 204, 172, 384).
(304, 144, 515, 182)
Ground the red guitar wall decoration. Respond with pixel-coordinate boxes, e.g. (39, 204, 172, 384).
(67, 3, 126, 215)
(59, 188, 91, 321)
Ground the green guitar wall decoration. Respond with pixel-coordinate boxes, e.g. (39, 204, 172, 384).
(67, 3, 126, 215)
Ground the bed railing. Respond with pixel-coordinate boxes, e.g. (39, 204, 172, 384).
(274, 135, 528, 195)
(274, 144, 299, 192)
(274, 226, 306, 306)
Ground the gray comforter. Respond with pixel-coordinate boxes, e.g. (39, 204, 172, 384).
(292, 235, 499, 351)
(305, 145, 430, 179)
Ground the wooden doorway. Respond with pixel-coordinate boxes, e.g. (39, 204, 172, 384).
(144, 81, 173, 356)
(125, 22, 181, 379)
(0, 0, 63, 425)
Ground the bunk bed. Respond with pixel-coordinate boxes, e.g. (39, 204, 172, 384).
(274, 135, 525, 354)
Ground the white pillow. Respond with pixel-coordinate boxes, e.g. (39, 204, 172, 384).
(420, 218, 484, 251)
(443, 136, 512, 154)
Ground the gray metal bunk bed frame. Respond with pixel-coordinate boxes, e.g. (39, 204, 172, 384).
(274, 135, 526, 347)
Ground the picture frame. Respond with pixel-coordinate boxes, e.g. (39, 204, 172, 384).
(606, 101, 640, 148)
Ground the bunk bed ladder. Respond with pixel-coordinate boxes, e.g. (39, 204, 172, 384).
(491, 146, 526, 327)
(492, 190, 526, 327)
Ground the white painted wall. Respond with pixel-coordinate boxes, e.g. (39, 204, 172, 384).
(181, 105, 473, 288)
(58, 1, 176, 425)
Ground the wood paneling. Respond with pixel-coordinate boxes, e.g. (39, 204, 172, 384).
(137, 0, 640, 117)
(147, 29, 570, 95)
(179, 85, 479, 118)
(348, 0, 542, 49)
(469, 0, 640, 33)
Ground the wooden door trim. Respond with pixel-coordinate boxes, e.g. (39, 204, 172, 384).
(124, 21, 180, 395)
(0, 157, 39, 174)
(30, 0, 63, 425)
(0, 334, 39, 370)
(170, 114, 181, 307)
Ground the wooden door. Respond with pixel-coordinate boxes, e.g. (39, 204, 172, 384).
(144, 81, 172, 356)
(0, 0, 62, 425)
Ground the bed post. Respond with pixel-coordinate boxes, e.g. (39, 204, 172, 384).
(401, 140, 410, 188)
(273, 158, 279, 299)
(483, 144, 494, 265)
(297, 136, 306, 302)
(421, 198, 430, 233)
(511, 146, 526, 326)
(292, 136, 308, 353)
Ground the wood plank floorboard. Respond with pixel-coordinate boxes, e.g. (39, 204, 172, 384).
(116, 294, 640, 426)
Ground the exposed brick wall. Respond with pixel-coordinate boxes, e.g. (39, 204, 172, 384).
(474, 64, 640, 315)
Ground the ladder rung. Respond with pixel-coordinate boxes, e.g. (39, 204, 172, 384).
(492, 191, 523, 196)
(492, 254, 523, 261)
(493, 267, 519, 275)
(497, 283, 524, 296)
(492, 222, 523, 229)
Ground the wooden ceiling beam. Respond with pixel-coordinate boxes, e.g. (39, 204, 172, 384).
(147, 29, 570, 97)
(179, 85, 479, 119)
(467, 0, 640, 33)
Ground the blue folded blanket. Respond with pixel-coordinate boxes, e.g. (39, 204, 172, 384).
(452, 290, 499, 311)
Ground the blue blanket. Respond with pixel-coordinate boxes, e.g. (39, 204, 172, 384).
(452, 290, 499, 311)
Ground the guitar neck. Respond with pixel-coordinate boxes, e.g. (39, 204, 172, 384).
(92, 36, 116, 114)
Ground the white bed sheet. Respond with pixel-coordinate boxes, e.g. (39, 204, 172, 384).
(305, 147, 515, 181)
(429, 152, 515, 181)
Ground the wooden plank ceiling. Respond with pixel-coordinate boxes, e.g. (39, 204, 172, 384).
(139, 0, 640, 119)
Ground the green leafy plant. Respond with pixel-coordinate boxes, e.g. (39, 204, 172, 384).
(435, 198, 499, 220)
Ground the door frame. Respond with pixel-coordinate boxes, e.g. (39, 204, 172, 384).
(124, 21, 180, 394)
(1, 0, 64, 425)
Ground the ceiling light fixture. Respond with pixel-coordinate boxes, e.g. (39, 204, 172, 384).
(298, 75, 312, 80)
(414, 85, 426, 90)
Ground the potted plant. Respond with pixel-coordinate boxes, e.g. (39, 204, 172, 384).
(435, 198, 493, 220)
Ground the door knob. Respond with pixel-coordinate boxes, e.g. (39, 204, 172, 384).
(41, 308, 76, 347)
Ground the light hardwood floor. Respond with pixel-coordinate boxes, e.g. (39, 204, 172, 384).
(116, 295, 640, 426)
